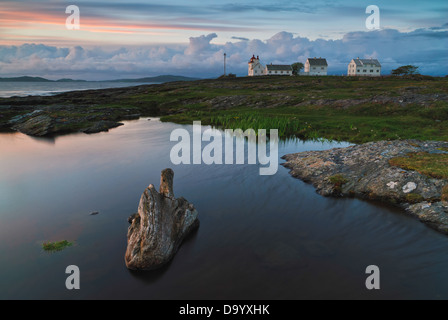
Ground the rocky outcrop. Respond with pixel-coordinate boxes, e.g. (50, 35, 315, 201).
(11, 114, 54, 136)
(282, 140, 448, 234)
(81, 120, 123, 134)
(125, 169, 199, 270)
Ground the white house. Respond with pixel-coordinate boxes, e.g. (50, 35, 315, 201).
(248, 55, 265, 76)
(265, 64, 293, 76)
(248, 55, 292, 76)
(348, 58, 381, 76)
(304, 58, 328, 75)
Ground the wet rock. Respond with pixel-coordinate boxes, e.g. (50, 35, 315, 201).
(90, 211, 99, 216)
(282, 140, 448, 234)
(125, 168, 199, 270)
(81, 120, 123, 134)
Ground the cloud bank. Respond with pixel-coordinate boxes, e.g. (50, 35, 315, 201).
(0, 25, 446, 80)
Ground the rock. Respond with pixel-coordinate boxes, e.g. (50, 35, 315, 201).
(90, 211, 99, 216)
(8, 110, 43, 125)
(81, 120, 123, 134)
(127, 213, 138, 223)
(125, 168, 199, 270)
(122, 114, 141, 120)
(403, 182, 417, 193)
(12, 115, 54, 136)
(282, 140, 448, 234)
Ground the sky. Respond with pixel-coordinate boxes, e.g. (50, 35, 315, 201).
(0, 0, 447, 79)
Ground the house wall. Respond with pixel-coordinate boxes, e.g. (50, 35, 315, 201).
(266, 69, 292, 76)
(248, 61, 265, 76)
(305, 60, 327, 75)
(308, 66, 327, 75)
(348, 60, 381, 76)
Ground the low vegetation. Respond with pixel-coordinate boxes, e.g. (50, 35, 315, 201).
(329, 174, 348, 192)
(442, 185, 448, 202)
(42, 240, 73, 252)
(1, 75, 447, 143)
(389, 152, 448, 180)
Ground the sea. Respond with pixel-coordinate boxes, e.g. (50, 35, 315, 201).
(0, 81, 158, 98)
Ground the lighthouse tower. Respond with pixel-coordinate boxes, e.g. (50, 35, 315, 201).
(248, 55, 264, 76)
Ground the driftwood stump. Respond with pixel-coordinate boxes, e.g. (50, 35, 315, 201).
(125, 169, 199, 270)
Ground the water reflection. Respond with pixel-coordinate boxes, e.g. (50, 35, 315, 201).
(0, 118, 448, 299)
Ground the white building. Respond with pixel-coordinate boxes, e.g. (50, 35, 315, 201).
(248, 55, 265, 76)
(304, 58, 328, 75)
(348, 58, 381, 76)
(265, 64, 293, 76)
(248, 55, 292, 76)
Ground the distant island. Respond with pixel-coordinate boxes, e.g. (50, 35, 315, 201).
(0, 75, 201, 83)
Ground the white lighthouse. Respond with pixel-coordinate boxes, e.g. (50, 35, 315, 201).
(248, 55, 264, 76)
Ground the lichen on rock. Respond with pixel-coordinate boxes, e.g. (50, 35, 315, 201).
(282, 140, 448, 234)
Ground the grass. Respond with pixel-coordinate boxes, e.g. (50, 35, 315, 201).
(2, 75, 448, 143)
(153, 76, 448, 143)
(329, 174, 348, 192)
(42, 240, 73, 252)
(389, 152, 448, 179)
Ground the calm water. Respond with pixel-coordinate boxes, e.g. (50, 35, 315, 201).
(0, 81, 158, 98)
(1, 118, 448, 299)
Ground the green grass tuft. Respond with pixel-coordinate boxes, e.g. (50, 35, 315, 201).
(42, 240, 73, 252)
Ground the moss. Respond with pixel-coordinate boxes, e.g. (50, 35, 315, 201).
(329, 174, 348, 192)
(442, 185, 448, 202)
(42, 240, 73, 252)
(329, 174, 349, 185)
(389, 152, 448, 179)
(405, 193, 424, 203)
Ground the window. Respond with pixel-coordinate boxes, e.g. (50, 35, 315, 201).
(363, 69, 367, 72)
(275, 71, 277, 74)
(370, 70, 373, 73)
(281, 71, 283, 74)
(377, 70, 379, 72)
(313, 67, 316, 70)
(321, 67, 324, 70)
(357, 70, 360, 72)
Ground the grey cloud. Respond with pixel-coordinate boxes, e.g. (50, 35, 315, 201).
(231, 36, 249, 41)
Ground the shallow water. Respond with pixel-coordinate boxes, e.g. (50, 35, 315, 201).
(1, 118, 448, 299)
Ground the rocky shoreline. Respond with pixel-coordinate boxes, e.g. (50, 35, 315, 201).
(282, 140, 448, 234)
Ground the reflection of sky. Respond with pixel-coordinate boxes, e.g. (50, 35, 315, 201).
(2, 118, 448, 299)
(2, 0, 447, 45)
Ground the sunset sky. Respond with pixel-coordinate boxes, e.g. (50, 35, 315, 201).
(0, 0, 447, 79)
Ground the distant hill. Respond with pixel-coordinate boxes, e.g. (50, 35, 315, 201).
(0, 75, 200, 83)
(110, 75, 201, 83)
(0, 76, 53, 82)
(56, 78, 87, 82)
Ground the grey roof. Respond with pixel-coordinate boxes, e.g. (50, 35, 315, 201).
(266, 64, 293, 71)
(307, 58, 328, 66)
(352, 58, 381, 67)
